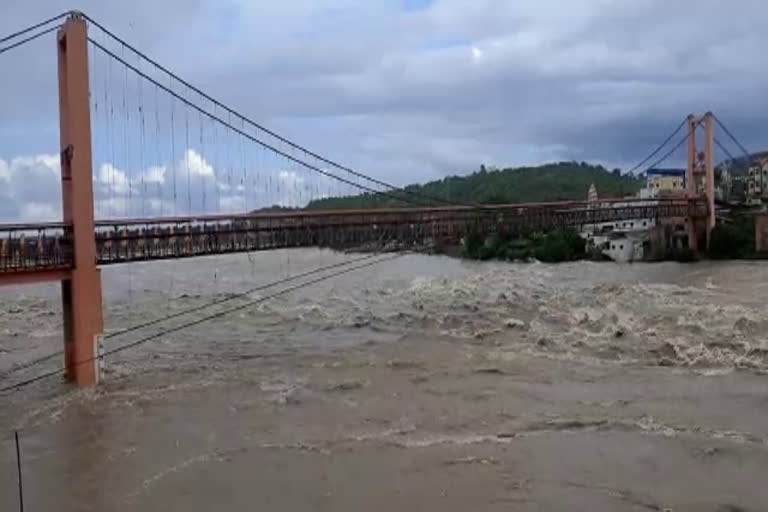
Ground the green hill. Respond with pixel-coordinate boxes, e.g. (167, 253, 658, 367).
(307, 162, 643, 210)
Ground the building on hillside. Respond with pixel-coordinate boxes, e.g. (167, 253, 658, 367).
(731, 177, 747, 203)
(639, 168, 686, 199)
(747, 157, 768, 204)
(587, 183, 598, 203)
(715, 166, 732, 203)
(580, 183, 655, 263)
(583, 218, 655, 263)
(604, 234, 645, 262)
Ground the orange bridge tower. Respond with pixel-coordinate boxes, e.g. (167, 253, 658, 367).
(685, 112, 716, 249)
(57, 13, 103, 387)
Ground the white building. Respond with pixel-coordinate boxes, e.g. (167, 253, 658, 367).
(581, 182, 657, 263)
(639, 169, 686, 199)
(747, 157, 768, 204)
(583, 220, 654, 263)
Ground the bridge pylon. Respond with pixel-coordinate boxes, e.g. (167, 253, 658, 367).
(685, 112, 716, 250)
(57, 14, 103, 387)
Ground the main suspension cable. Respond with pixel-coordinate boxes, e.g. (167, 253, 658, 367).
(713, 115, 752, 163)
(1, 253, 403, 394)
(626, 118, 688, 174)
(102, 252, 385, 340)
(714, 137, 737, 163)
(1, 253, 384, 380)
(87, 37, 424, 207)
(0, 24, 61, 55)
(0, 11, 68, 44)
(80, 12, 462, 207)
(641, 133, 689, 173)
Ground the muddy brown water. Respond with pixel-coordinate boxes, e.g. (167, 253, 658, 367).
(1, 250, 768, 510)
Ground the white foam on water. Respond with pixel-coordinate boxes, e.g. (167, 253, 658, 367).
(376, 263, 768, 370)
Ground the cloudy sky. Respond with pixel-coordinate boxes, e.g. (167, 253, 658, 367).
(1, 0, 767, 221)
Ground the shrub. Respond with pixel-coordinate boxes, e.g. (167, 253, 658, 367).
(709, 217, 754, 259)
(533, 229, 586, 262)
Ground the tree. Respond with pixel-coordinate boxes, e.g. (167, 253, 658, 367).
(533, 229, 587, 262)
(709, 216, 755, 259)
(307, 161, 643, 210)
(485, 193, 508, 204)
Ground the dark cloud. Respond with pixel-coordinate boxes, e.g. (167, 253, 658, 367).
(1, 0, 767, 220)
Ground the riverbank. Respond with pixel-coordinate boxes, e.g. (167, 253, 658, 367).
(459, 229, 589, 262)
(458, 219, 768, 263)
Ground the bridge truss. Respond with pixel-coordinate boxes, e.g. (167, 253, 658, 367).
(0, 198, 707, 276)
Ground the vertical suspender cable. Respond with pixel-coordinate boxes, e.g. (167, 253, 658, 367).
(122, 43, 130, 218)
(154, 83, 162, 216)
(139, 72, 146, 218)
(241, 118, 247, 212)
(200, 108, 206, 213)
(107, 56, 116, 218)
(170, 77, 177, 215)
(185, 100, 191, 215)
(213, 105, 220, 212)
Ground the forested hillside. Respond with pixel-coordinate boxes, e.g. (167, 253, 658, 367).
(306, 162, 643, 209)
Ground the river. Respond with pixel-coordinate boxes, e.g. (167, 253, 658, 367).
(1, 250, 767, 510)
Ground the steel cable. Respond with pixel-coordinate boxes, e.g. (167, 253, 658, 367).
(714, 137, 737, 163)
(641, 133, 689, 173)
(0, 25, 61, 55)
(87, 37, 424, 207)
(0, 252, 403, 392)
(80, 12, 464, 207)
(626, 118, 688, 174)
(0, 12, 68, 44)
(713, 115, 752, 163)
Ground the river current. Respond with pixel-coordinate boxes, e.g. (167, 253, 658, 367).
(1, 250, 767, 510)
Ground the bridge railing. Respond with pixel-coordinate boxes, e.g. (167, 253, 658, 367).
(0, 223, 73, 273)
(0, 198, 708, 271)
(91, 198, 707, 264)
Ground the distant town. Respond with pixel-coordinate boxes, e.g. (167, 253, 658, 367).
(583, 154, 768, 262)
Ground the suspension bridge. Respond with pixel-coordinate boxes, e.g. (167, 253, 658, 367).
(0, 11, 751, 390)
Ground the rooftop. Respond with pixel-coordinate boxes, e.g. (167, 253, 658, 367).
(646, 168, 685, 176)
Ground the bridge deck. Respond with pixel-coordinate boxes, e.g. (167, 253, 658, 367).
(0, 199, 706, 278)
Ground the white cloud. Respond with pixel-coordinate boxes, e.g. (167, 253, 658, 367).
(0, 154, 61, 221)
(2, 0, 768, 210)
(182, 149, 214, 178)
(20, 202, 59, 221)
(141, 165, 167, 185)
(98, 163, 131, 195)
(0, 146, 344, 221)
(0, 159, 9, 183)
(278, 170, 306, 187)
(219, 194, 245, 212)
